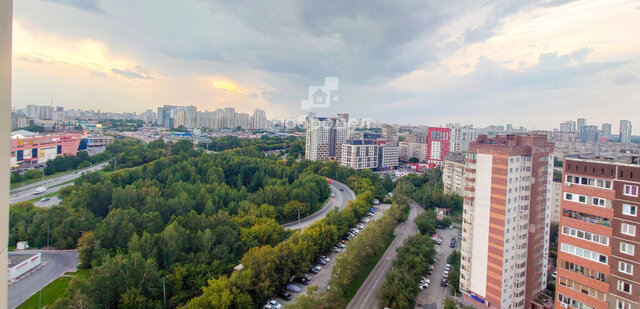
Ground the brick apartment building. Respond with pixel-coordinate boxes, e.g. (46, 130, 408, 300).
(557, 156, 640, 309)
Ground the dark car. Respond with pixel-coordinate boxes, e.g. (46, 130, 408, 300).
(303, 273, 312, 281)
(441, 278, 448, 287)
(340, 188, 344, 191)
(279, 290, 292, 301)
(450, 242, 455, 248)
(297, 277, 309, 285)
(309, 267, 319, 274)
(436, 224, 443, 229)
(446, 256, 452, 263)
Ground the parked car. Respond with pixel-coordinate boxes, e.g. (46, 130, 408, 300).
(446, 256, 452, 263)
(285, 284, 302, 293)
(304, 273, 312, 281)
(449, 224, 454, 229)
(279, 290, 292, 301)
(445, 264, 451, 271)
(336, 243, 346, 248)
(266, 300, 282, 309)
(309, 267, 319, 274)
(441, 278, 448, 287)
(320, 256, 330, 262)
(331, 247, 341, 253)
(419, 283, 428, 290)
(443, 270, 449, 277)
(39, 197, 50, 202)
(316, 258, 327, 265)
(450, 242, 456, 248)
(436, 224, 442, 229)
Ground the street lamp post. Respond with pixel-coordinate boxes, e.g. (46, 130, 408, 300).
(162, 275, 169, 309)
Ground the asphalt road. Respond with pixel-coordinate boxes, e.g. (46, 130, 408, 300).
(347, 204, 424, 309)
(9, 162, 108, 205)
(282, 180, 355, 230)
(7, 250, 80, 309)
(279, 204, 392, 306)
(415, 226, 460, 309)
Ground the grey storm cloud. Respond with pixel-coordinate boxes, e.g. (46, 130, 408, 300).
(110, 68, 154, 80)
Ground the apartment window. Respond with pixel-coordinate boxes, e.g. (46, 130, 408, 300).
(624, 185, 638, 197)
(561, 261, 606, 282)
(620, 242, 635, 256)
(617, 280, 632, 294)
(622, 204, 637, 216)
(617, 300, 631, 309)
(562, 226, 609, 245)
(591, 197, 606, 207)
(561, 243, 608, 264)
(621, 223, 636, 236)
(564, 193, 587, 204)
(619, 261, 633, 275)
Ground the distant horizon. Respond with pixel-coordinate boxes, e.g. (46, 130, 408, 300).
(11, 0, 640, 133)
(11, 102, 638, 137)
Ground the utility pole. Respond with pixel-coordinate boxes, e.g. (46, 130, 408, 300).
(162, 275, 169, 309)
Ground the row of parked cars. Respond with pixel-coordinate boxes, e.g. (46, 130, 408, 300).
(267, 208, 377, 307)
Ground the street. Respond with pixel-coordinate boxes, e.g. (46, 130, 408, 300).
(9, 162, 108, 205)
(7, 250, 80, 309)
(415, 226, 460, 309)
(280, 203, 391, 306)
(347, 204, 424, 309)
(282, 180, 355, 230)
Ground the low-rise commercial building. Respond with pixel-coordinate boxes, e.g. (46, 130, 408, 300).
(10, 131, 83, 169)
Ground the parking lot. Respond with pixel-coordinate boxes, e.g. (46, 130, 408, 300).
(273, 203, 391, 307)
(415, 226, 460, 309)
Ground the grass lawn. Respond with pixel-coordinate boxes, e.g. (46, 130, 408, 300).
(343, 233, 396, 302)
(18, 270, 89, 309)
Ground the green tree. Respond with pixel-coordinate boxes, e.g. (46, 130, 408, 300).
(414, 211, 437, 235)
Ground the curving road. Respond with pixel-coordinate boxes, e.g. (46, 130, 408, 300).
(347, 203, 423, 309)
(282, 180, 355, 230)
(8, 250, 79, 309)
(9, 162, 108, 205)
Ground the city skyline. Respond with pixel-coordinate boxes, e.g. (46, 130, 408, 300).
(11, 0, 640, 133)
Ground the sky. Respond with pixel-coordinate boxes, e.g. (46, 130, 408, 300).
(11, 0, 640, 133)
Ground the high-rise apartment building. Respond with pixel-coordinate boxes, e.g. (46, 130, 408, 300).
(236, 113, 250, 129)
(305, 115, 348, 161)
(560, 121, 577, 133)
(582, 125, 599, 142)
(602, 123, 612, 140)
(460, 134, 554, 308)
(620, 120, 632, 144)
(448, 123, 478, 153)
(443, 152, 466, 196)
(426, 127, 450, 168)
(379, 145, 400, 170)
(556, 157, 640, 309)
(398, 141, 428, 162)
(224, 107, 236, 129)
(578, 118, 587, 140)
(340, 139, 379, 170)
(251, 108, 267, 130)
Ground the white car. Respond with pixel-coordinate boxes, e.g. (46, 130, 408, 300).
(331, 247, 341, 253)
(266, 300, 282, 309)
(33, 187, 47, 194)
(336, 243, 346, 248)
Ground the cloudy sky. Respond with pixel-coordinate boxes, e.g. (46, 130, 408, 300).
(12, 0, 640, 133)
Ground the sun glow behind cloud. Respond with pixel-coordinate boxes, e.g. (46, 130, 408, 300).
(211, 79, 241, 92)
(13, 21, 150, 80)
